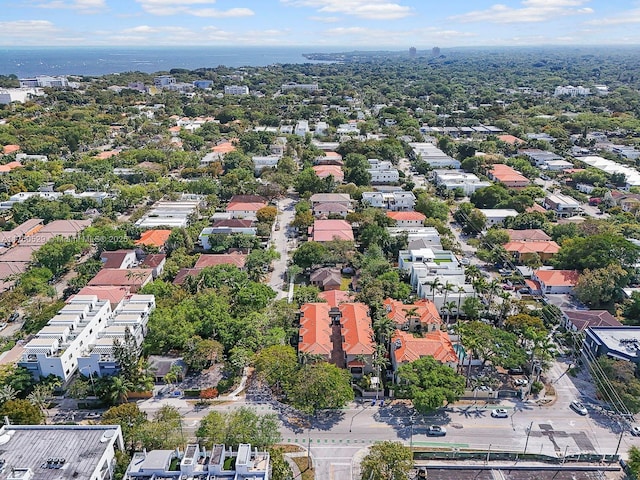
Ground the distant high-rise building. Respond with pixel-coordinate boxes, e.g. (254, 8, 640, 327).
(409, 47, 417, 57)
(432, 46, 441, 57)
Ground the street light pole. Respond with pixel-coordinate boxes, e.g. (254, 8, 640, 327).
(523, 421, 533, 456)
(80, 366, 97, 398)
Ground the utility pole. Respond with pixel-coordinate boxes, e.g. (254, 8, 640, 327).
(612, 422, 624, 464)
(523, 421, 533, 455)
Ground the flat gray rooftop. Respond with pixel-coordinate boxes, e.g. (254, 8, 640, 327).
(0, 425, 120, 480)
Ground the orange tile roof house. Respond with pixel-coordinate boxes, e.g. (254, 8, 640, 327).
(339, 303, 375, 376)
(312, 165, 344, 183)
(195, 252, 247, 269)
(88, 268, 153, 292)
(298, 303, 333, 361)
(506, 229, 552, 242)
(310, 219, 354, 242)
(0, 161, 23, 173)
(225, 195, 268, 219)
(504, 240, 561, 263)
(391, 329, 459, 376)
(497, 134, 525, 145)
(532, 269, 580, 295)
(488, 164, 530, 188)
(383, 298, 441, 333)
(2, 145, 20, 155)
(135, 229, 172, 250)
(318, 290, 354, 308)
(386, 211, 426, 228)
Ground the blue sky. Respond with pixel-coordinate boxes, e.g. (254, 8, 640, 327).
(0, 0, 639, 47)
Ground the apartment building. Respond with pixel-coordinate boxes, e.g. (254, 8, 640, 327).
(224, 85, 249, 95)
(361, 191, 416, 211)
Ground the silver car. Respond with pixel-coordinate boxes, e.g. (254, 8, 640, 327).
(570, 401, 588, 416)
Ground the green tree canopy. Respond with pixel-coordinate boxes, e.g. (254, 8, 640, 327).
(286, 362, 354, 414)
(360, 441, 413, 480)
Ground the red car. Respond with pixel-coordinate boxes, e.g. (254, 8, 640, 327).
(502, 284, 514, 290)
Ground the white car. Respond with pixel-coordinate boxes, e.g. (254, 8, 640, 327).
(491, 409, 509, 418)
(631, 426, 640, 436)
(570, 401, 588, 416)
(514, 378, 529, 386)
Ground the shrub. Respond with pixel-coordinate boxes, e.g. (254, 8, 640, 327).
(530, 381, 544, 395)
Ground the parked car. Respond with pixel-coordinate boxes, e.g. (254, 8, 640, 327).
(426, 425, 447, 437)
(502, 284, 514, 290)
(7, 312, 19, 323)
(508, 367, 524, 375)
(631, 426, 640, 436)
(570, 401, 588, 416)
(491, 409, 509, 418)
(518, 287, 531, 294)
(514, 378, 529, 386)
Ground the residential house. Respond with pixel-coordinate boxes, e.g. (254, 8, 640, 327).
(386, 211, 426, 228)
(0, 218, 43, 247)
(478, 209, 519, 227)
(432, 169, 491, 195)
(309, 193, 352, 207)
(136, 196, 203, 229)
(313, 202, 351, 218)
(140, 254, 166, 279)
(298, 303, 333, 363)
(88, 268, 153, 292)
(135, 229, 172, 251)
(583, 326, 640, 364)
(253, 155, 281, 174)
(543, 193, 581, 218)
(226, 194, 267, 219)
(580, 155, 640, 190)
(505, 229, 551, 242)
(391, 330, 458, 380)
(195, 252, 247, 270)
(75, 285, 131, 310)
(488, 164, 530, 189)
(312, 165, 344, 182)
(339, 303, 375, 377)
(531, 269, 580, 295)
(361, 191, 416, 211)
(409, 142, 461, 169)
(314, 151, 343, 165)
(199, 220, 257, 249)
(504, 240, 561, 264)
(383, 298, 441, 333)
(318, 290, 354, 307)
(388, 226, 441, 249)
(562, 310, 622, 332)
(310, 219, 354, 242)
(295, 120, 309, 137)
(100, 250, 138, 270)
(310, 267, 342, 291)
(368, 159, 399, 184)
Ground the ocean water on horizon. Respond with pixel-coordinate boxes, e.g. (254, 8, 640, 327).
(0, 46, 338, 77)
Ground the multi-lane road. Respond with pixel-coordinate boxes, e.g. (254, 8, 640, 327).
(134, 357, 640, 480)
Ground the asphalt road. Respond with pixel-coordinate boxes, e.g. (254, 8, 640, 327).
(268, 195, 296, 299)
(133, 358, 640, 480)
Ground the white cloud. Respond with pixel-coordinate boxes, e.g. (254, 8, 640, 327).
(281, 0, 412, 20)
(308, 15, 341, 23)
(450, 0, 593, 23)
(586, 8, 640, 25)
(0, 19, 60, 36)
(135, 0, 254, 17)
(33, 0, 106, 12)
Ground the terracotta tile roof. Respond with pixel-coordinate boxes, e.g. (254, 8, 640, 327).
(563, 310, 622, 331)
(75, 285, 131, 308)
(2, 145, 20, 155)
(169, 126, 181, 133)
(383, 298, 441, 328)
(318, 290, 354, 308)
(0, 161, 23, 173)
(95, 150, 120, 159)
(386, 211, 426, 222)
(489, 164, 530, 185)
(212, 142, 236, 154)
(0, 245, 38, 263)
(527, 203, 547, 214)
(497, 134, 525, 145)
(392, 329, 458, 364)
(311, 219, 354, 242)
(298, 303, 333, 356)
(88, 268, 152, 288)
(135, 229, 172, 247)
(533, 269, 579, 287)
(506, 229, 551, 242)
(504, 241, 560, 255)
(339, 302, 375, 356)
(226, 202, 266, 212)
(525, 279, 541, 293)
(312, 165, 344, 181)
(194, 252, 246, 269)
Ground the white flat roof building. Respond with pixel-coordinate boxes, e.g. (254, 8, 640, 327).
(579, 155, 640, 189)
(432, 169, 491, 195)
(135, 196, 203, 229)
(479, 209, 519, 227)
(0, 424, 124, 480)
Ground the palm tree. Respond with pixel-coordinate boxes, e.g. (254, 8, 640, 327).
(27, 384, 53, 424)
(402, 307, 419, 331)
(441, 281, 455, 309)
(107, 376, 134, 405)
(298, 352, 324, 366)
(443, 301, 458, 326)
(465, 265, 481, 283)
(0, 385, 17, 404)
(486, 279, 502, 313)
(373, 315, 396, 347)
(427, 277, 442, 304)
(472, 277, 487, 300)
(456, 286, 466, 322)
